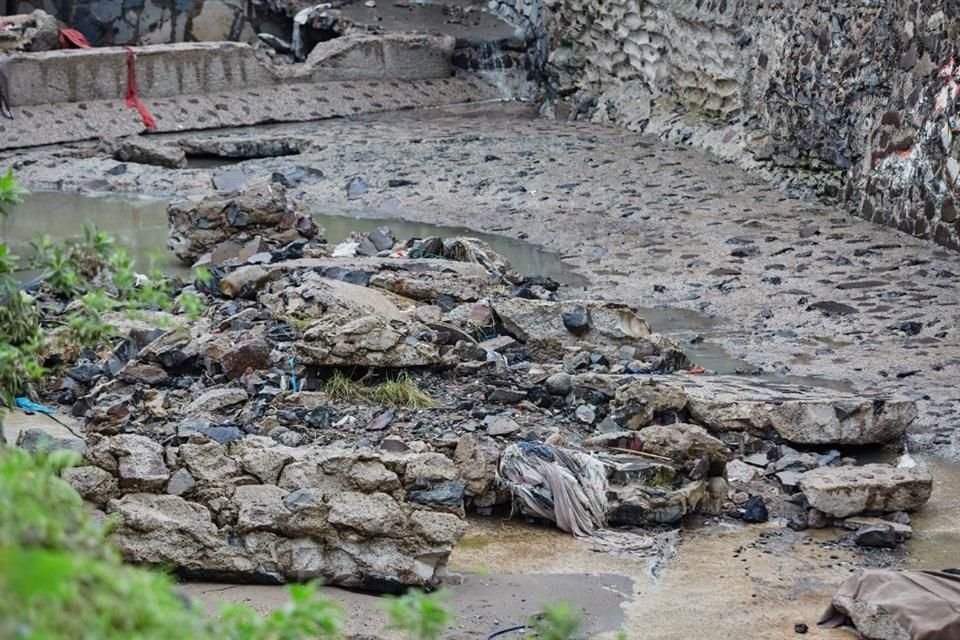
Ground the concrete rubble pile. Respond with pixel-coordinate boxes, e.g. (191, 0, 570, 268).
(16, 210, 932, 586)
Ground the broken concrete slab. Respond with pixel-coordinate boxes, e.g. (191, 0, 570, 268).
(798, 464, 933, 518)
(492, 298, 688, 369)
(613, 375, 917, 446)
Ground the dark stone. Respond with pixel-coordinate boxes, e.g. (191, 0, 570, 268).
(794, 623, 808, 634)
(487, 388, 527, 404)
(366, 409, 395, 431)
(67, 362, 103, 384)
(435, 294, 456, 312)
(407, 481, 465, 511)
(225, 203, 250, 227)
(387, 179, 417, 188)
(305, 406, 333, 429)
(106, 164, 128, 175)
(741, 495, 769, 523)
(199, 425, 244, 445)
(321, 267, 371, 287)
(561, 306, 591, 336)
(889, 320, 922, 336)
(271, 240, 307, 262)
(855, 524, 898, 548)
(806, 301, 858, 315)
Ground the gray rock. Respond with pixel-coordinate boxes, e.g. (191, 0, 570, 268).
(234, 484, 289, 533)
(165, 468, 197, 496)
(854, 524, 898, 548)
(62, 465, 119, 506)
(575, 404, 596, 424)
(111, 434, 169, 492)
(346, 176, 369, 199)
(484, 415, 521, 436)
(184, 388, 248, 415)
(799, 464, 933, 518)
(297, 314, 442, 368)
(545, 372, 573, 395)
(726, 459, 760, 483)
(408, 481, 466, 514)
(327, 491, 404, 536)
(627, 423, 729, 477)
(614, 376, 918, 445)
(16, 428, 85, 455)
(198, 425, 244, 445)
(180, 440, 239, 482)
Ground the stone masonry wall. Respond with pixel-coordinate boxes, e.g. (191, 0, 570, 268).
(542, 0, 960, 250)
(67, 433, 468, 589)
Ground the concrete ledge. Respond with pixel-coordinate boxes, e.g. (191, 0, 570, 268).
(0, 33, 489, 149)
(2, 34, 457, 107)
(0, 76, 499, 149)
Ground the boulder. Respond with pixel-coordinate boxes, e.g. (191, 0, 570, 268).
(180, 440, 240, 483)
(297, 314, 442, 367)
(260, 272, 406, 320)
(234, 484, 290, 533)
(798, 464, 933, 518)
(608, 479, 705, 525)
(219, 338, 272, 379)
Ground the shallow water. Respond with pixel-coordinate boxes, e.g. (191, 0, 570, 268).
(0, 191, 182, 275)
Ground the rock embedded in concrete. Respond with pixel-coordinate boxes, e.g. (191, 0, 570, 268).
(798, 464, 933, 518)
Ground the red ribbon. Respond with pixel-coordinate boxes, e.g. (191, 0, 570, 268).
(125, 47, 156, 129)
(58, 28, 91, 49)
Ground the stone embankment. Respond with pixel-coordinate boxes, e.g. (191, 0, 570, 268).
(10, 198, 931, 586)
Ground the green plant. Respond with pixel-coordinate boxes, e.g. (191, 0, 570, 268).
(370, 374, 437, 409)
(529, 603, 582, 640)
(323, 370, 365, 402)
(0, 171, 41, 408)
(384, 589, 453, 640)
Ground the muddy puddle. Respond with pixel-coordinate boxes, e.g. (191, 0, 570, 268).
(0, 191, 184, 276)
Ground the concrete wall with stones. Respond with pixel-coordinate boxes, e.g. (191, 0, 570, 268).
(542, 0, 960, 249)
(14, 0, 268, 45)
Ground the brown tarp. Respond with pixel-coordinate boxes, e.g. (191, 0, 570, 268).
(819, 569, 960, 640)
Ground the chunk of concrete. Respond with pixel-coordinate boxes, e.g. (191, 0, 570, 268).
(798, 464, 933, 518)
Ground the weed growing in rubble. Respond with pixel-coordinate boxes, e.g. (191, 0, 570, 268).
(323, 370, 366, 401)
(0, 171, 43, 409)
(370, 373, 438, 409)
(323, 371, 437, 409)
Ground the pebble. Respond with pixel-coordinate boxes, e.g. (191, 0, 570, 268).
(544, 372, 573, 395)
